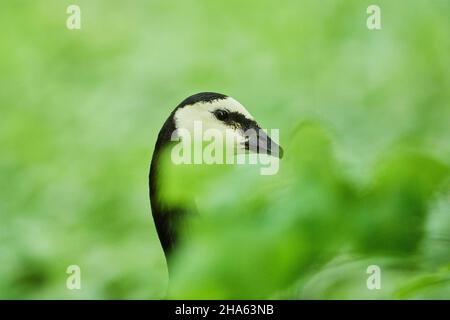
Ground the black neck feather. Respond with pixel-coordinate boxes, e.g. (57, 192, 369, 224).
(149, 112, 181, 260)
(149, 92, 228, 267)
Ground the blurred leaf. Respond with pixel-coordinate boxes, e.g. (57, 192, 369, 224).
(353, 151, 449, 255)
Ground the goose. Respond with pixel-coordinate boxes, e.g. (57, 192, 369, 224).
(149, 92, 283, 274)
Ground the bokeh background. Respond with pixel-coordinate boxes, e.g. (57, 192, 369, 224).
(0, 0, 449, 299)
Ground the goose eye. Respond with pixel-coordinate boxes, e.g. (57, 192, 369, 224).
(213, 109, 229, 121)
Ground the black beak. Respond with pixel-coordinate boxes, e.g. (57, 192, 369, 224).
(243, 128, 284, 159)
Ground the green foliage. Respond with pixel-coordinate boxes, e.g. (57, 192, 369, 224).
(0, 0, 449, 299)
(165, 124, 449, 299)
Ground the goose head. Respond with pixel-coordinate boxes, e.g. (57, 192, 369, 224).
(149, 92, 283, 267)
(171, 92, 283, 159)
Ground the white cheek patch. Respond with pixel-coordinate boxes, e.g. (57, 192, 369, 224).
(172, 96, 255, 158)
(206, 97, 254, 120)
(174, 96, 254, 133)
(169, 96, 281, 175)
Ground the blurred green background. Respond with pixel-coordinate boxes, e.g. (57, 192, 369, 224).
(0, 0, 449, 299)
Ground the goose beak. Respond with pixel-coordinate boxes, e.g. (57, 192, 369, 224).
(244, 128, 284, 159)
